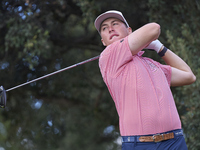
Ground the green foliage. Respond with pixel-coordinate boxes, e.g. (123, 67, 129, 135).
(5, 18, 50, 69)
(0, 0, 199, 149)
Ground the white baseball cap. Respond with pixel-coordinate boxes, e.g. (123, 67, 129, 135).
(94, 10, 129, 33)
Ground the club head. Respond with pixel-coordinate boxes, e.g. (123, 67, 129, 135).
(0, 86, 6, 108)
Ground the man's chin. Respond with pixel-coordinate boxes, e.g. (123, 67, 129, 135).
(110, 36, 119, 40)
(105, 37, 122, 46)
(110, 37, 122, 43)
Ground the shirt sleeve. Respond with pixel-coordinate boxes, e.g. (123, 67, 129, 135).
(99, 37, 133, 78)
(158, 63, 172, 86)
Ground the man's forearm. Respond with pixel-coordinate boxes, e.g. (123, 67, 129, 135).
(162, 48, 191, 72)
(161, 48, 196, 86)
(128, 23, 161, 55)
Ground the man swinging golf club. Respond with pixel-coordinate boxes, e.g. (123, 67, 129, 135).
(94, 10, 196, 150)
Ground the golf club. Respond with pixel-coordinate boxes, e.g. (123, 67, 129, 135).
(0, 55, 100, 108)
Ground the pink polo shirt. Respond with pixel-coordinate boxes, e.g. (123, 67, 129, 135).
(99, 37, 181, 136)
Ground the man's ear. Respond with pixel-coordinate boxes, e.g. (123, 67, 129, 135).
(101, 39, 107, 46)
(128, 27, 132, 34)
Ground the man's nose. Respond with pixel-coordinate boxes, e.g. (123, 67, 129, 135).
(108, 26, 114, 33)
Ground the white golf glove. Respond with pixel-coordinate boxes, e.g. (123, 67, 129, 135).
(145, 39, 163, 53)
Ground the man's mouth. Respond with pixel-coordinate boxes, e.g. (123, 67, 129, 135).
(110, 34, 119, 40)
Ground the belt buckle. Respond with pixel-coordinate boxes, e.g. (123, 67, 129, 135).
(153, 133, 164, 142)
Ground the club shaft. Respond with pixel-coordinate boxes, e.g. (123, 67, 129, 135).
(6, 55, 100, 92)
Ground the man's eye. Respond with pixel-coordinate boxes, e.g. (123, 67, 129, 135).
(102, 27, 107, 31)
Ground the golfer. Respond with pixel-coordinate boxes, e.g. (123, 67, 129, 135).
(94, 10, 196, 150)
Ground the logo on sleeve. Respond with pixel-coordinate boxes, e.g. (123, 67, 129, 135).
(120, 39, 124, 43)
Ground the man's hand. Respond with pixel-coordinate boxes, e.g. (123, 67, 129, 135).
(145, 39, 163, 53)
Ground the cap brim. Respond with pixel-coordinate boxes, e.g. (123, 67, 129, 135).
(94, 11, 129, 33)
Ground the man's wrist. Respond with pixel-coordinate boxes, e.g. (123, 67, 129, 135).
(158, 45, 164, 53)
(158, 46, 168, 57)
